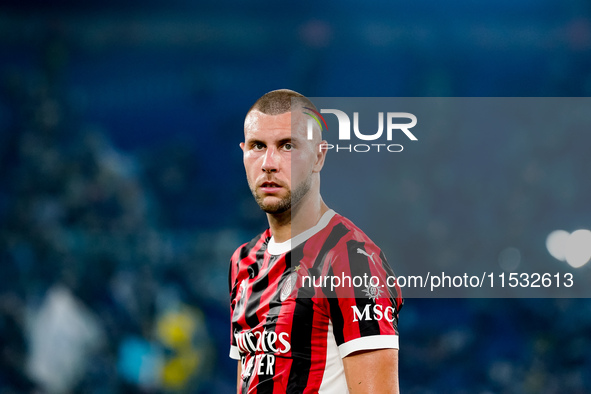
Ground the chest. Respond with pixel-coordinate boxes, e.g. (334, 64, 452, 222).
(231, 252, 330, 358)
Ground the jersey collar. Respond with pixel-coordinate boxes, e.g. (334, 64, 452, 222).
(267, 209, 336, 255)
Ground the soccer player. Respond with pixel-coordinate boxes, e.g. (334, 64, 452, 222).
(229, 89, 403, 393)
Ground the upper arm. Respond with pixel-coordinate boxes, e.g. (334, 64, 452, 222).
(324, 240, 402, 352)
(342, 348, 399, 394)
(324, 239, 402, 393)
(236, 362, 242, 394)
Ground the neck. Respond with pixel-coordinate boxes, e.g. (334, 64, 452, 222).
(267, 193, 329, 243)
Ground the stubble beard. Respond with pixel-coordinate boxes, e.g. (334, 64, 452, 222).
(250, 174, 312, 215)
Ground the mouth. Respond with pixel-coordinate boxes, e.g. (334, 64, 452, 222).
(258, 181, 283, 194)
(260, 181, 281, 187)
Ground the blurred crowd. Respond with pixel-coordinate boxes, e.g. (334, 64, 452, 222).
(0, 53, 232, 393)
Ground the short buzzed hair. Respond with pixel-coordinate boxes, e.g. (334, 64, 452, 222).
(247, 89, 318, 116)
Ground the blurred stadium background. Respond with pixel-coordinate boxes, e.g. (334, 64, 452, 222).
(1, 1, 591, 393)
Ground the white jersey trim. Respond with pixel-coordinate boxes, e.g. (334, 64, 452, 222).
(229, 345, 240, 360)
(338, 335, 399, 358)
(267, 209, 336, 255)
(319, 321, 349, 393)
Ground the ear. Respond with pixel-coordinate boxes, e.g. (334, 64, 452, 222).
(240, 142, 245, 152)
(313, 140, 328, 173)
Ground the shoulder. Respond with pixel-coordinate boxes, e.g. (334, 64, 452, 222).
(230, 229, 272, 264)
(325, 213, 381, 254)
(320, 213, 394, 279)
(229, 229, 271, 288)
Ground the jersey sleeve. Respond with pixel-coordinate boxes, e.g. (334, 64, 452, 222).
(228, 246, 242, 360)
(322, 238, 403, 358)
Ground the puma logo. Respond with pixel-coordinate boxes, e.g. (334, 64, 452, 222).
(356, 248, 377, 267)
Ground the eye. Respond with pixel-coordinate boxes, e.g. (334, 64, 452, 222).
(252, 142, 265, 151)
(283, 143, 293, 151)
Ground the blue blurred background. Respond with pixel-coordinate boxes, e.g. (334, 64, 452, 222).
(1, 1, 591, 393)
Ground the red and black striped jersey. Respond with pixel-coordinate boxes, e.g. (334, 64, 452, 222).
(228, 210, 403, 394)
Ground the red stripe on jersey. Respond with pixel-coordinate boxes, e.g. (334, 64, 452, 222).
(303, 302, 330, 392)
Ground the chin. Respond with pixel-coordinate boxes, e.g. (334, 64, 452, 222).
(259, 198, 291, 214)
(263, 208, 289, 215)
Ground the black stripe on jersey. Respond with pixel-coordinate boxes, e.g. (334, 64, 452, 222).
(229, 261, 237, 299)
(241, 234, 263, 261)
(247, 236, 269, 280)
(256, 376, 275, 394)
(313, 222, 351, 272)
(285, 243, 313, 393)
(231, 236, 269, 348)
(254, 253, 294, 394)
(245, 240, 269, 329)
(264, 249, 301, 338)
(378, 250, 395, 297)
(285, 223, 350, 392)
(265, 252, 292, 330)
(379, 250, 403, 304)
(378, 250, 402, 333)
(230, 235, 266, 297)
(347, 240, 382, 337)
(326, 264, 346, 346)
(243, 364, 255, 394)
(262, 252, 292, 360)
(286, 297, 315, 393)
(314, 223, 352, 348)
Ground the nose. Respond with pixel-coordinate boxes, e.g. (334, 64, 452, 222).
(261, 146, 279, 173)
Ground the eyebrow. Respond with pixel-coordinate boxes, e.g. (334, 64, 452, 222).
(245, 138, 264, 145)
(245, 137, 296, 146)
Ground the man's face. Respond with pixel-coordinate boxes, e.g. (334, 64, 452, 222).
(241, 110, 323, 214)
